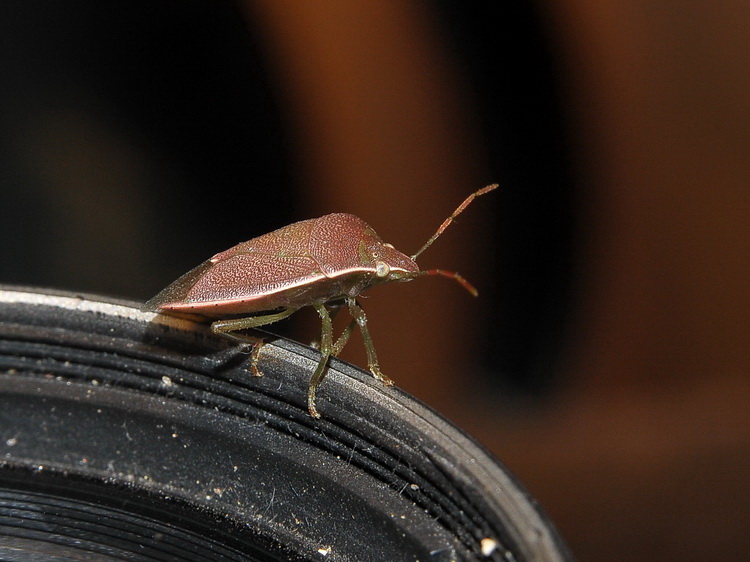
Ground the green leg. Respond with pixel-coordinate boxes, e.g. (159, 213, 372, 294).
(211, 308, 298, 376)
(346, 297, 393, 386)
(307, 304, 334, 418)
(307, 301, 384, 417)
(309, 302, 346, 350)
(332, 317, 357, 357)
(310, 304, 356, 357)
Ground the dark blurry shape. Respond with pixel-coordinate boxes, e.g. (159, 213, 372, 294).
(0, 0, 293, 298)
(432, 2, 577, 396)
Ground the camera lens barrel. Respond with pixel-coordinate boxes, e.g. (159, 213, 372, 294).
(0, 287, 570, 561)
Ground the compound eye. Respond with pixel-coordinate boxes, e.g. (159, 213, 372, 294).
(375, 260, 390, 277)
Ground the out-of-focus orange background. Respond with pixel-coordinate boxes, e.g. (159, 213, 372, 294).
(2, 2, 750, 559)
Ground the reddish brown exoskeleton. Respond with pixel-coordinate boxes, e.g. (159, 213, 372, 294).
(144, 184, 497, 417)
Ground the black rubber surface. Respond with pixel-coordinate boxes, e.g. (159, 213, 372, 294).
(0, 286, 571, 561)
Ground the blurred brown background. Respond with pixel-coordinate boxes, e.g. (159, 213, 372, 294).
(2, 1, 749, 559)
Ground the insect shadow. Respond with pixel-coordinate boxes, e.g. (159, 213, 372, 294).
(140, 311, 276, 373)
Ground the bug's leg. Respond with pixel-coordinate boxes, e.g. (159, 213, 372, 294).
(346, 297, 394, 386)
(332, 317, 357, 357)
(307, 304, 334, 418)
(211, 308, 298, 376)
(310, 302, 345, 350)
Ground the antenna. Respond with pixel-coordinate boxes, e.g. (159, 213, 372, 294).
(410, 183, 498, 261)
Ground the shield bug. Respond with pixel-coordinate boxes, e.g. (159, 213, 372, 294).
(144, 184, 497, 418)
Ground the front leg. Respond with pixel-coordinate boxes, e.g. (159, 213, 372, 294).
(346, 297, 394, 386)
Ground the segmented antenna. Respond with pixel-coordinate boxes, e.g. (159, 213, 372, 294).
(410, 183, 498, 261)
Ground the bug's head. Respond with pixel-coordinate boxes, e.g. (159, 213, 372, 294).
(362, 235, 478, 296)
(389, 183, 499, 296)
(358, 230, 419, 284)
